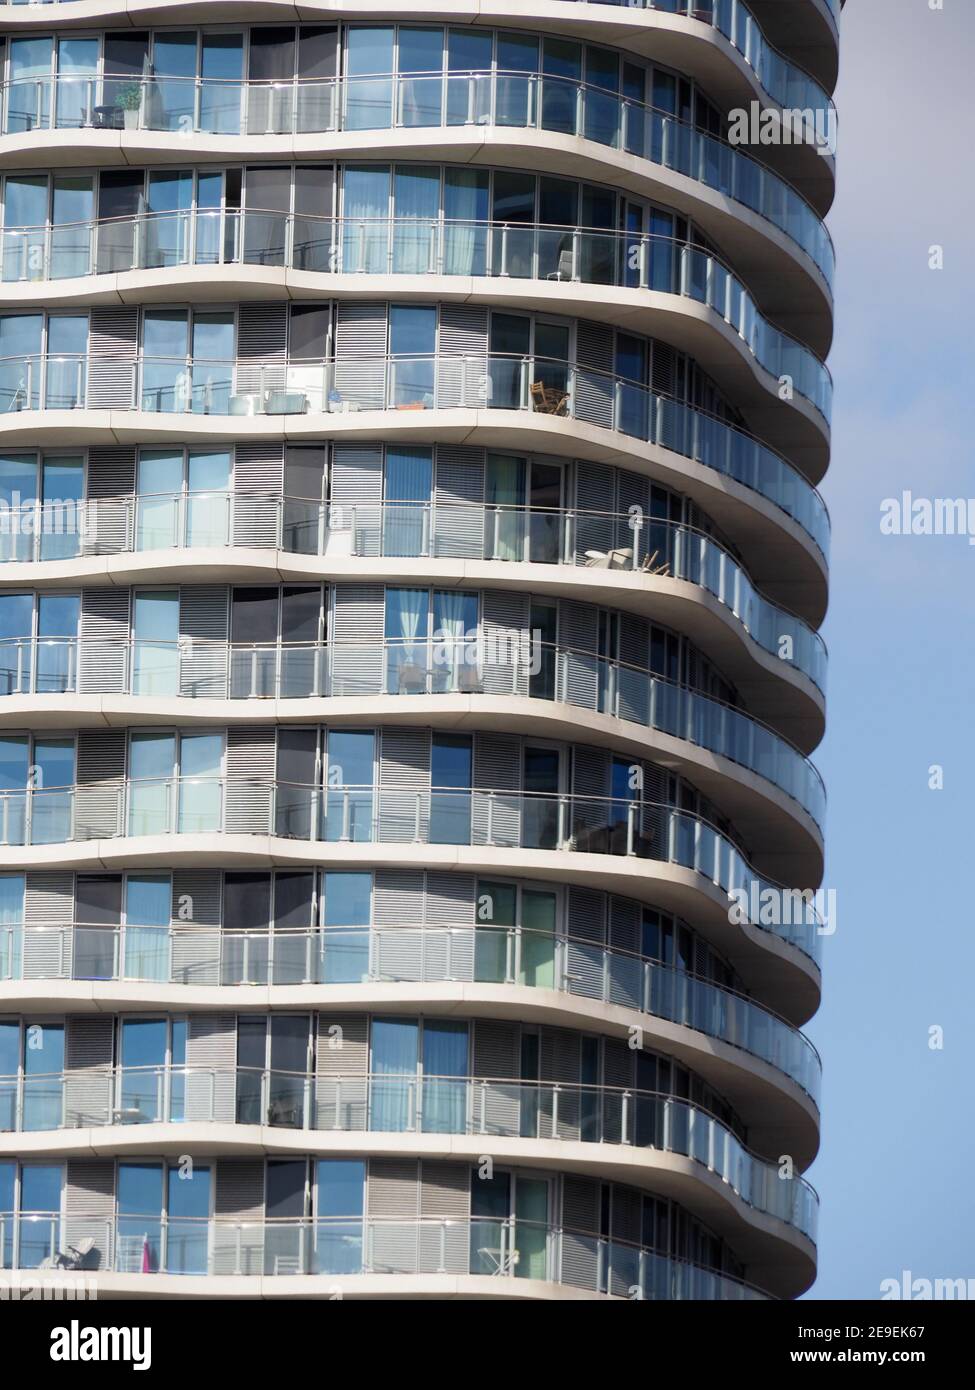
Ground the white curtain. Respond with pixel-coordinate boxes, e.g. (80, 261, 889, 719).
(443, 170, 484, 276)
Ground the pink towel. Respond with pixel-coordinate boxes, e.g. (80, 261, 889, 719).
(141, 1234, 151, 1274)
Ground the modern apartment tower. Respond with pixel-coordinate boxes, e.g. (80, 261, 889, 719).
(0, 0, 836, 1300)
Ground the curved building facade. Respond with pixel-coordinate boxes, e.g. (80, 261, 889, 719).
(0, 0, 836, 1300)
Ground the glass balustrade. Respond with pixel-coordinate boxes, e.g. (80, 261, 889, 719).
(0, 923, 822, 1092)
(0, 217, 830, 415)
(0, 70, 833, 284)
(0, 784, 826, 961)
(0, 1208, 771, 1296)
(0, 638, 824, 825)
(0, 362, 830, 527)
(0, 499, 828, 681)
(0, 1064, 818, 1239)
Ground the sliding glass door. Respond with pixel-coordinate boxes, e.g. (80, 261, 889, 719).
(122, 874, 171, 982)
(521, 745, 562, 850)
(369, 1018, 418, 1131)
(118, 1017, 169, 1122)
(383, 447, 432, 557)
(421, 1021, 467, 1132)
(22, 1020, 64, 1132)
(314, 1159, 364, 1274)
(54, 38, 98, 130)
(1, 177, 46, 282)
(127, 731, 223, 836)
(132, 590, 178, 695)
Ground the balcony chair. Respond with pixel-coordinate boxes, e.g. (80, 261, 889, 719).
(547, 248, 575, 282)
(38, 1237, 97, 1272)
(584, 547, 632, 570)
(640, 550, 671, 576)
(529, 381, 569, 415)
(396, 662, 428, 695)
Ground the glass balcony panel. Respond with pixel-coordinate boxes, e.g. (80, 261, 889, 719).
(122, 927, 168, 982)
(177, 780, 222, 834)
(73, 926, 117, 981)
(128, 781, 171, 838)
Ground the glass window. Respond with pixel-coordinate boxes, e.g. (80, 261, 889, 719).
(225, 872, 272, 932)
(18, 1162, 63, 1267)
(142, 311, 187, 361)
(33, 594, 78, 695)
(122, 875, 170, 983)
(314, 1156, 364, 1273)
(340, 165, 389, 273)
(323, 872, 371, 926)
(133, 590, 178, 696)
(200, 35, 243, 135)
(6, 37, 54, 134)
(383, 447, 432, 556)
(22, 1020, 64, 1130)
(127, 732, 175, 837)
(73, 872, 123, 984)
(370, 1017, 418, 1131)
(446, 28, 491, 73)
(264, 1159, 307, 1272)
(124, 872, 171, 924)
(0, 455, 39, 563)
(32, 739, 74, 795)
(386, 305, 433, 405)
(0, 872, 24, 981)
(118, 1161, 163, 1216)
(430, 733, 471, 845)
(347, 27, 393, 75)
(392, 166, 440, 271)
(326, 729, 373, 787)
(0, 1162, 14, 1260)
(421, 1020, 468, 1132)
(390, 304, 435, 356)
(498, 33, 538, 73)
(317, 1159, 364, 1216)
(320, 870, 370, 985)
(323, 729, 374, 843)
(398, 28, 443, 74)
(431, 733, 471, 789)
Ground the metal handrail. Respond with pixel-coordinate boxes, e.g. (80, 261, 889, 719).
(0, 1208, 772, 1296)
(0, 777, 828, 966)
(0, 1065, 818, 1239)
(0, 218, 831, 419)
(0, 352, 831, 480)
(0, 66, 833, 282)
(0, 921, 821, 1097)
(0, 633, 825, 827)
(0, 0, 837, 116)
(0, 494, 830, 666)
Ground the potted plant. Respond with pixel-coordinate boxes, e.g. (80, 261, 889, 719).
(115, 83, 142, 129)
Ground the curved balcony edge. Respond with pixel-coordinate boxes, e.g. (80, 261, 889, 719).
(0, 837, 824, 1025)
(0, 643, 827, 835)
(0, 68, 835, 315)
(0, 518, 828, 740)
(0, 1214, 778, 1301)
(0, 1128, 814, 1296)
(0, 1069, 818, 1238)
(0, 928, 822, 1129)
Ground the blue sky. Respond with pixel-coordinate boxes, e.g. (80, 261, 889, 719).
(805, 0, 975, 1297)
